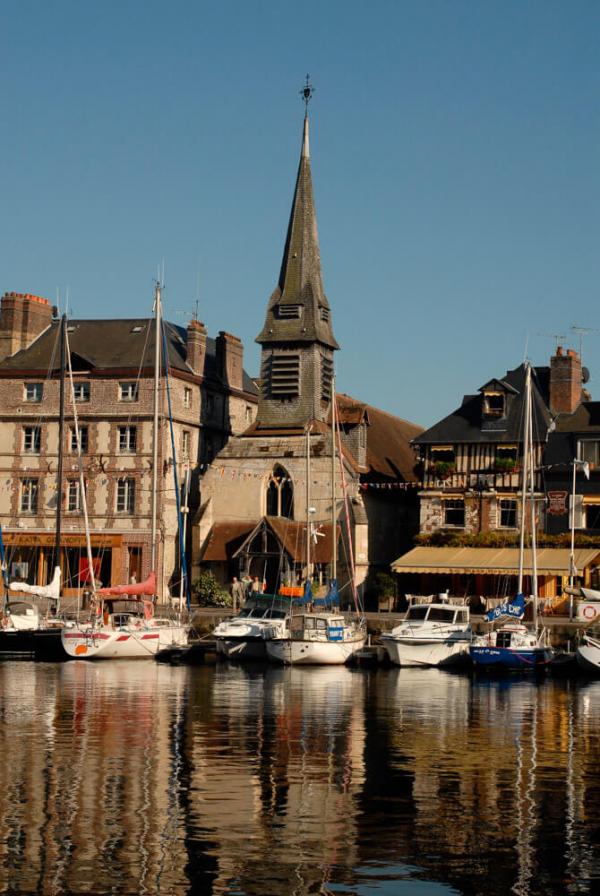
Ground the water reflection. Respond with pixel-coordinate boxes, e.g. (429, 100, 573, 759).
(0, 662, 598, 895)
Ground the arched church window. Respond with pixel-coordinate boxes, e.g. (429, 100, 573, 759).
(266, 465, 294, 519)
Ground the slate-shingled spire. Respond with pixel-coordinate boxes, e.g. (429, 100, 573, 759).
(255, 105, 339, 430)
(256, 113, 338, 350)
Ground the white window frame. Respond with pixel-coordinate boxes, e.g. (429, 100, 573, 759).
(119, 382, 138, 402)
(73, 382, 90, 402)
(443, 498, 465, 528)
(118, 425, 137, 453)
(20, 478, 38, 513)
(499, 498, 518, 529)
(23, 426, 41, 454)
(24, 383, 43, 402)
(183, 387, 192, 408)
(70, 426, 89, 454)
(67, 480, 82, 512)
(182, 430, 191, 459)
(116, 478, 135, 514)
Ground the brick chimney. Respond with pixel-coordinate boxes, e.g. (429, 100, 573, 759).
(550, 346, 583, 415)
(0, 292, 53, 362)
(186, 319, 207, 375)
(216, 331, 243, 391)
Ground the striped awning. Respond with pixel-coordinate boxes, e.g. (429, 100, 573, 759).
(391, 546, 600, 576)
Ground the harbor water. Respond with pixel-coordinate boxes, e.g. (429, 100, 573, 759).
(0, 661, 599, 895)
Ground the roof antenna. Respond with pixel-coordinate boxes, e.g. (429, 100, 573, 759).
(571, 324, 600, 367)
(537, 331, 566, 352)
(300, 74, 314, 113)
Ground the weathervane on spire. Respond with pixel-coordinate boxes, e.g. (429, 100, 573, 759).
(300, 74, 314, 112)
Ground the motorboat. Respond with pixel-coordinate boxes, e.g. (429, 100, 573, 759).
(576, 632, 600, 674)
(213, 595, 290, 661)
(265, 611, 366, 666)
(381, 601, 471, 667)
(470, 621, 553, 671)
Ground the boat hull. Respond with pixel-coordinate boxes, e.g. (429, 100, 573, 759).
(470, 645, 553, 670)
(0, 628, 66, 661)
(382, 635, 470, 668)
(216, 636, 268, 661)
(576, 639, 600, 674)
(61, 624, 188, 660)
(266, 635, 366, 666)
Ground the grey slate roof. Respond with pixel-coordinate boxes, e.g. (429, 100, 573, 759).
(256, 116, 338, 350)
(414, 363, 552, 446)
(0, 318, 259, 395)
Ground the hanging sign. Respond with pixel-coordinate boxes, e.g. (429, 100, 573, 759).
(547, 490, 568, 516)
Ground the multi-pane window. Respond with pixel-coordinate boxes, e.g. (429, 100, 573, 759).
(579, 441, 600, 467)
(20, 478, 38, 513)
(499, 499, 517, 529)
(118, 425, 137, 453)
(183, 387, 192, 408)
(182, 430, 191, 459)
(116, 478, 135, 514)
(23, 426, 41, 454)
(24, 383, 43, 402)
(70, 426, 88, 454)
(73, 382, 90, 402)
(119, 382, 138, 402)
(245, 405, 253, 423)
(266, 465, 294, 519)
(67, 480, 81, 512)
(443, 499, 465, 528)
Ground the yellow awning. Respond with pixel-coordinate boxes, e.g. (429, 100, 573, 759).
(391, 546, 600, 576)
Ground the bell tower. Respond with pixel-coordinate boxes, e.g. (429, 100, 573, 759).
(256, 79, 338, 430)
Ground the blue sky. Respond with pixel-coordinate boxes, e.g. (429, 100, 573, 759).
(2, 1, 599, 427)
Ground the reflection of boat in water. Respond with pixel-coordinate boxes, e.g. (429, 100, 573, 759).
(381, 601, 471, 667)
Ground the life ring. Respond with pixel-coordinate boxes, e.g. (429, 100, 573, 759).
(583, 604, 598, 620)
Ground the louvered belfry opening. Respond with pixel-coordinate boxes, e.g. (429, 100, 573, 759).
(268, 353, 300, 399)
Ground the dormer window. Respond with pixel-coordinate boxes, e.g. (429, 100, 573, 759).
(483, 392, 505, 418)
(277, 304, 301, 319)
(319, 305, 330, 323)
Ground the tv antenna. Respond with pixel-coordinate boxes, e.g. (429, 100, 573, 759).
(571, 325, 600, 363)
(537, 331, 566, 351)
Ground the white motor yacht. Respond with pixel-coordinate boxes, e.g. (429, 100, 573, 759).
(213, 595, 291, 661)
(265, 611, 366, 666)
(381, 602, 471, 667)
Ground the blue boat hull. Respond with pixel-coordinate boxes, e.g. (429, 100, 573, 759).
(470, 645, 553, 670)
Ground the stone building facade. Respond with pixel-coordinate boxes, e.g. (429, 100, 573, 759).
(0, 291, 258, 600)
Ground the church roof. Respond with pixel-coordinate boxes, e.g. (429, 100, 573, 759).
(256, 116, 338, 350)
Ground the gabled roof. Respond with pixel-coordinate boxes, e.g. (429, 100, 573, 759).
(414, 363, 552, 446)
(337, 394, 423, 481)
(256, 116, 338, 350)
(0, 317, 258, 395)
(201, 517, 335, 564)
(479, 378, 519, 395)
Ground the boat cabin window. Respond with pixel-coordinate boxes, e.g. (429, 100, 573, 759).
(496, 630, 513, 648)
(456, 609, 469, 624)
(427, 607, 456, 622)
(406, 606, 429, 621)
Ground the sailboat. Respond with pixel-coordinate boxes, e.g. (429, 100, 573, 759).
(470, 363, 554, 671)
(265, 382, 367, 665)
(61, 283, 189, 660)
(0, 314, 69, 660)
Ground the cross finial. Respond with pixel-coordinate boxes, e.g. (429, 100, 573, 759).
(300, 74, 314, 113)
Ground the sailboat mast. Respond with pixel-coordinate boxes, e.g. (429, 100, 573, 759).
(65, 328, 96, 594)
(518, 363, 532, 595)
(528, 377, 538, 603)
(306, 422, 311, 580)
(151, 283, 162, 574)
(53, 313, 67, 579)
(331, 376, 337, 584)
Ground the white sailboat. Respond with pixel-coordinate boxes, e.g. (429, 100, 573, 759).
(61, 283, 189, 660)
(265, 380, 367, 665)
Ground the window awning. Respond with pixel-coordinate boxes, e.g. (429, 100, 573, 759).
(391, 546, 600, 576)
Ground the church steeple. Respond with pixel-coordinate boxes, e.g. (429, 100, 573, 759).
(255, 86, 338, 430)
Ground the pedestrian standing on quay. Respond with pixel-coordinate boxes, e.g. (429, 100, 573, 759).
(230, 576, 245, 611)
